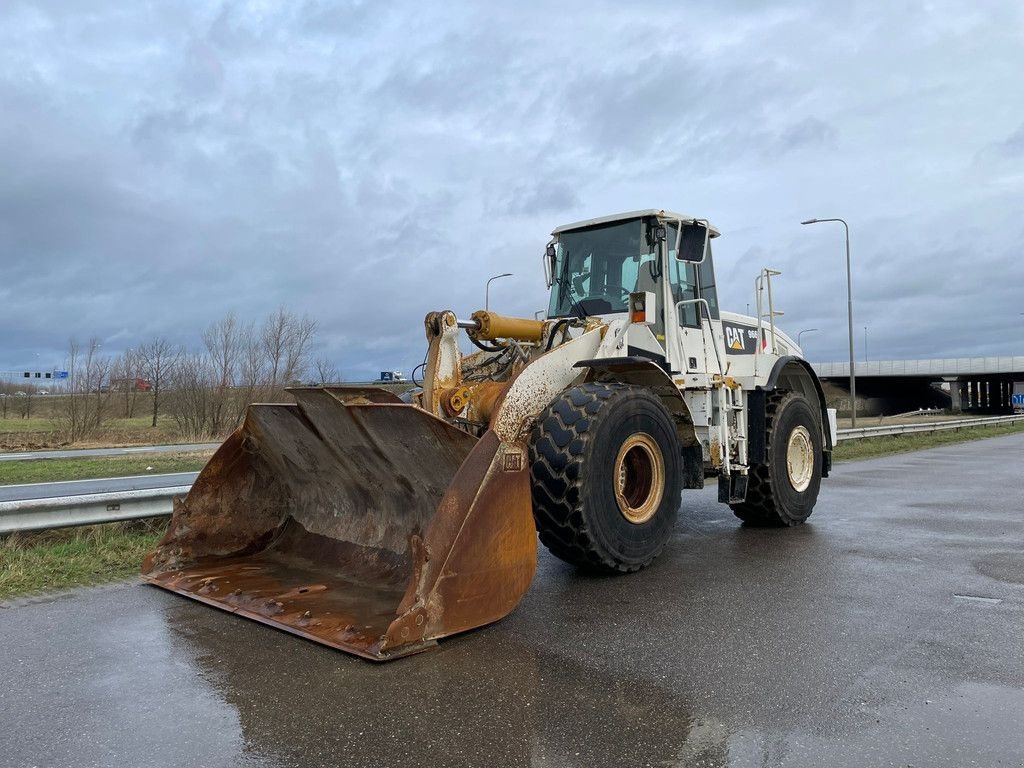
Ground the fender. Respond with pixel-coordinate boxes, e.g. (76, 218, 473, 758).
(573, 357, 704, 489)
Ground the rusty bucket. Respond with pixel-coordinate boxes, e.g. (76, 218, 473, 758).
(142, 387, 537, 660)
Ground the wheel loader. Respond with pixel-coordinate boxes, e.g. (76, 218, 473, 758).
(143, 209, 836, 661)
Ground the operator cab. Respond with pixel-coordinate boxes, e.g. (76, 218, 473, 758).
(545, 210, 721, 338)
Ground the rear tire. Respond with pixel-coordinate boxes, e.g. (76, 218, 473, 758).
(731, 391, 822, 526)
(529, 382, 682, 573)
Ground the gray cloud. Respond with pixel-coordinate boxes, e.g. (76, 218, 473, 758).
(1, 0, 1022, 382)
(977, 122, 1024, 162)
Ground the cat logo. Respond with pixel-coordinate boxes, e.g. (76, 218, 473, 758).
(723, 322, 759, 356)
(725, 325, 746, 351)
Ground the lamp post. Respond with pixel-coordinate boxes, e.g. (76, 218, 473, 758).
(801, 217, 856, 426)
(797, 328, 818, 348)
(864, 326, 868, 363)
(485, 273, 513, 312)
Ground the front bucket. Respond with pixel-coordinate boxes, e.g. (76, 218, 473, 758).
(142, 387, 537, 660)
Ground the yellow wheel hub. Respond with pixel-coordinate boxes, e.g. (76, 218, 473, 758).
(613, 433, 665, 524)
(786, 425, 814, 492)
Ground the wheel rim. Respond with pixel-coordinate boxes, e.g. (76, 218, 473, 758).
(786, 425, 814, 493)
(613, 433, 665, 524)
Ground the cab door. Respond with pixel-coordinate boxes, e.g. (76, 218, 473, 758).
(666, 225, 718, 382)
(669, 256, 709, 377)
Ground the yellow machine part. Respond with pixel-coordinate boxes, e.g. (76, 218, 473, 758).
(468, 311, 544, 343)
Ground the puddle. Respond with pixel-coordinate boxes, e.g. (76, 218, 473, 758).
(973, 552, 1024, 585)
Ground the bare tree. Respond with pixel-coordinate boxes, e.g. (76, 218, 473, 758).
(261, 308, 291, 391)
(138, 337, 179, 428)
(203, 312, 246, 435)
(165, 352, 214, 441)
(111, 347, 142, 418)
(260, 309, 318, 392)
(282, 315, 318, 385)
(54, 338, 111, 441)
(235, 323, 266, 426)
(19, 390, 33, 420)
(313, 357, 340, 385)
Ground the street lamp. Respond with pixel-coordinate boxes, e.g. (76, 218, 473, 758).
(864, 326, 868, 363)
(797, 328, 818, 348)
(801, 217, 857, 426)
(485, 273, 513, 312)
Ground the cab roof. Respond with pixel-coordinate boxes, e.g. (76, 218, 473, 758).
(551, 209, 721, 237)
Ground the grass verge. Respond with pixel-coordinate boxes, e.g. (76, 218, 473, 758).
(0, 452, 213, 486)
(0, 519, 167, 601)
(833, 420, 1024, 462)
(0, 414, 187, 450)
(0, 417, 57, 434)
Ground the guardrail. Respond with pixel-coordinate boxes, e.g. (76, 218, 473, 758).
(0, 486, 190, 535)
(835, 414, 1024, 441)
(2, 415, 1022, 534)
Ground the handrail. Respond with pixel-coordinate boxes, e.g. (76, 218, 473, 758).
(675, 298, 725, 378)
(834, 414, 1024, 441)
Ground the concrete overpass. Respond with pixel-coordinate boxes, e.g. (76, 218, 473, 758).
(811, 357, 1024, 414)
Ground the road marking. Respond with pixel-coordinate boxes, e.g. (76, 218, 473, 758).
(953, 594, 1003, 605)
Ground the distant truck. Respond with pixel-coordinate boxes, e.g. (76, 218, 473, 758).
(111, 377, 152, 392)
(379, 371, 405, 382)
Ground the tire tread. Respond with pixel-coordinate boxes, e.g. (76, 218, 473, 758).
(730, 390, 818, 526)
(529, 382, 668, 573)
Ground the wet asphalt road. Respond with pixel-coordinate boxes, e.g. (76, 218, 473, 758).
(2, 434, 1022, 768)
(0, 472, 199, 502)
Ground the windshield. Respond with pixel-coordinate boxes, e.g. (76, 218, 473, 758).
(547, 218, 661, 318)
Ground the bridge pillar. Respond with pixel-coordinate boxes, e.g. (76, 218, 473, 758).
(949, 380, 965, 412)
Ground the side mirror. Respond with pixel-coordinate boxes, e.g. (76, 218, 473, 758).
(676, 223, 708, 263)
(544, 242, 557, 287)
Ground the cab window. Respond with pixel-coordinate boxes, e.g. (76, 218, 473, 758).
(667, 224, 700, 328)
(698, 244, 720, 320)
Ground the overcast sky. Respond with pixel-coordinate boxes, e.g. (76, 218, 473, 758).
(2, 1, 1022, 380)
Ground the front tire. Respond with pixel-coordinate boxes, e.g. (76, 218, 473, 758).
(529, 383, 683, 573)
(731, 391, 823, 526)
